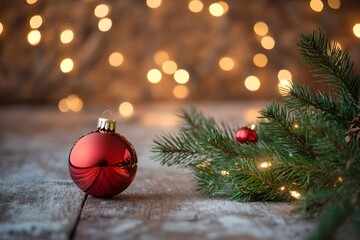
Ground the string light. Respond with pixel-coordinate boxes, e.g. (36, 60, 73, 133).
(108, 52, 124, 67)
(188, 0, 204, 13)
(261, 36, 275, 50)
(27, 30, 41, 45)
(219, 57, 235, 71)
(259, 162, 272, 169)
(293, 123, 300, 129)
(220, 170, 229, 176)
(337, 176, 343, 183)
(289, 190, 301, 199)
(353, 23, 360, 38)
(119, 102, 134, 118)
(174, 69, 190, 84)
(253, 53, 268, 67)
(310, 0, 324, 12)
(277, 69, 292, 81)
(146, 0, 162, 9)
(278, 79, 292, 96)
(0, 22, 3, 35)
(98, 18, 112, 32)
(173, 85, 189, 99)
(60, 29, 74, 44)
(244, 76, 261, 91)
(26, 0, 37, 4)
(60, 58, 74, 73)
(154, 50, 169, 65)
(29, 15, 43, 29)
(94, 4, 110, 18)
(162, 60, 178, 74)
(279, 186, 285, 191)
(328, 0, 340, 9)
(209, 3, 225, 17)
(147, 69, 162, 84)
(58, 95, 83, 112)
(254, 22, 268, 36)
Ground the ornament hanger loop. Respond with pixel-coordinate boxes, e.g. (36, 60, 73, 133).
(102, 110, 113, 119)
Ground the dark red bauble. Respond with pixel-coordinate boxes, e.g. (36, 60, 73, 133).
(235, 126, 258, 143)
(69, 118, 137, 198)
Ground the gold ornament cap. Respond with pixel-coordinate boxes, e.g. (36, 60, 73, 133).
(97, 110, 116, 133)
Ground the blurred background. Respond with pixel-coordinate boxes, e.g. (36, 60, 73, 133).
(0, 0, 360, 116)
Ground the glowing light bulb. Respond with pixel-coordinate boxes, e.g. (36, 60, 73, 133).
(278, 79, 292, 96)
(146, 0, 162, 8)
(98, 18, 112, 32)
(27, 30, 41, 45)
(29, 15, 43, 29)
(60, 58, 74, 73)
(219, 57, 235, 71)
(188, 0, 203, 13)
(147, 69, 162, 84)
(220, 170, 229, 176)
(0, 22, 3, 35)
(277, 69, 292, 81)
(94, 4, 110, 18)
(328, 0, 340, 9)
(244, 76, 260, 91)
(162, 60, 177, 74)
(261, 36, 275, 50)
(26, 0, 37, 4)
(174, 69, 190, 84)
(253, 53, 268, 67)
(289, 190, 301, 199)
(353, 23, 360, 38)
(153, 50, 169, 65)
(209, 3, 225, 17)
(293, 123, 300, 129)
(119, 102, 134, 118)
(108, 52, 124, 67)
(279, 186, 285, 191)
(259, 162, 272, 168)
(173, 85, 189, 99)
(310, 0, 324, 12)
(254, 21, 268, 36)
(337, 176, 343, 183)
(60, 29, 74, 44)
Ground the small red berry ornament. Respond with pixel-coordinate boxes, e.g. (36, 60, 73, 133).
(69, 113, 138, 198)
(236, 124, 258, 143)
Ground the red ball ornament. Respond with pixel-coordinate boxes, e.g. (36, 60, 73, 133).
(236, 124, 258, 143)
(69, 116, 138, 198)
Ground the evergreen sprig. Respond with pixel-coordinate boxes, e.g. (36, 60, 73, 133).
(151, 29, 360, 239)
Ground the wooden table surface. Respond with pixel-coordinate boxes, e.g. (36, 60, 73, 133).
(0, 102, 319, 240)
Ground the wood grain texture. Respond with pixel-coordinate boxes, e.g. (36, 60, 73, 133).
(0, 102, 337, 240)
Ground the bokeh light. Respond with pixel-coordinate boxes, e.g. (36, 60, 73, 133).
(58, 94, 83, 112)
(27, 30, 41, 45)
(29, 15, 43, 29)
(98, 18, 112, 32)
(244, 76, 261, 91)
(254, 22, 268, 36)
(147, 69, 162, 84)
(154, 50, 169, 65)
(173, 85, 189, 99)
(147, 0, 162, 9)
(209, 3, 225, 17)
(188, 0, 203, 13)
(94, 4, 110, 18)
(26, 0, 37, 4)
(119, 102, 134, 118)
(219, 57, 235, 71)
(218, 1, 229, 13)
(328, 0, 341, 9)
(277, 69, 292, 81)
(253, 53, 268, 67)
(0, 22, 3, 35)
(310, 0, 324, 12)
(60, 29, 74, 44)
(261, 36, 275, 50)
(278, 79, 292, 96)
(353, 23, 360, 38)
(60, 58, 74, 73)
(162, 60, 178, 74)
(108, 52, 124, 67)
(174, 69, 190, 84)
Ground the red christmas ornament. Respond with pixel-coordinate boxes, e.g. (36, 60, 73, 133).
(69, 115, 138, 198)
(236, 124, 258, 143)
